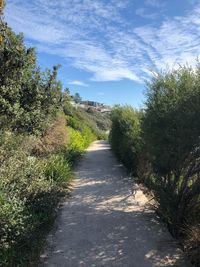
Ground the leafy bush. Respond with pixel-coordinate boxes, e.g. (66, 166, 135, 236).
(0, 117, 96, 265)
(0, 132, 59, 265)
(109, 106, 142, 175)
(143, 66, 200, 177)
(0, 24, 62, 135)
(45, 153, 72, 189)
(68, 126, 95, 152)
(141, 66, 200, 266)
(109, 65, 200, 266)
(142, 66, 200, 230)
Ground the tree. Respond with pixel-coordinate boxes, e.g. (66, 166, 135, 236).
(73, 93, 82, 103)
(62, 88, 73, 115)
(64, 87, 70, 95)
(0, 23, 62, 134)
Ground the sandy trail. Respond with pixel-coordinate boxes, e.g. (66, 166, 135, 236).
(40, 141, 190, 267)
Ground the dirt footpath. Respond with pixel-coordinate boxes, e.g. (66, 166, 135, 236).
(40, 141, 190, 267)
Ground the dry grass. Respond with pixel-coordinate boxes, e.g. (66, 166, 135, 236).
(33, 116, 69, 156)
(183, 224, 200, 267)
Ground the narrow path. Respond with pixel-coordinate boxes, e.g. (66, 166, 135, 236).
(40, 141, 190, 267)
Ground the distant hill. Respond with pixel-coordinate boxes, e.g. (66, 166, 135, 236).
(70, 98, 112, 114)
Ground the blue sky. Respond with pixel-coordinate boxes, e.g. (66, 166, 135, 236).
(4, 0, 200, 107)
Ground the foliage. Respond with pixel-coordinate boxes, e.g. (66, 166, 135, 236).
(65, 105, 111, 140)
(0, 132, 59, 265)
(73, 93, 82, 103)
(0, 24, 62, 135)
(109, 65, 200, 266)
(61, 88, 73, 116)
(109, 106, 142, 175)
(32, 115, 69, 156)
(142, 66, 200, 232)
(44, 153, 72, 190)
(68, 126, 95, 152)
(63, 125, 96, 165)
(0, 114, 98, 265)
(143, 66, 200, 177)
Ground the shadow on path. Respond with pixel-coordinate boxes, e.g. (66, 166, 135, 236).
(40, 141, 190, 267)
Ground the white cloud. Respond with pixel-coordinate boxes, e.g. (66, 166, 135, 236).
(145, 0, 165, 8)
(135, 8, 158, 19)
(134, 9, 200, 71)
(4, 0, 200, 83)
(91, 67, 141, 82)
(68, 80, 88, 86)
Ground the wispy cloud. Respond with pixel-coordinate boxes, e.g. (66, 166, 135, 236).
(68, 80, 88, 87)
(98, 92, 105, 96)
(135, 8, 158, 19)
(4, 0, 200, 83)
(145, 0, 165, 8)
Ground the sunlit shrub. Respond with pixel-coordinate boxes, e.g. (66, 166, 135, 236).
(65, 106, 111, 140)
(44, 153, 72, 189)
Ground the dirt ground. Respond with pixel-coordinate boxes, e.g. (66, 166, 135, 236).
(39, 141, 190, 267)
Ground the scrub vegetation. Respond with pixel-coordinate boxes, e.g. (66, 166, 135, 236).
(0, 16, 110, 266)
(109, 66, 200, 267)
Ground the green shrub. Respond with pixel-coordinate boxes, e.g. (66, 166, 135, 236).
(67, 127, 86, 152)
(142, 66, 200, 233)
(44, 153, 72, 189)
(109, 65, 200, 266)
(65, 105, 111, 140)
(141, 66, 200, 265)
(143, 66, 200, 177)
(66, 115, 82, 131)
(0, 23, 62, 135)
(67, 126, 95, 152)
(109, 106, 142, 175)
(0, 132, 59, 265)
(82, 127, 96, 147)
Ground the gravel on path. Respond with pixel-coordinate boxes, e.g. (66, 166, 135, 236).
(40, 140, 190, 267)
